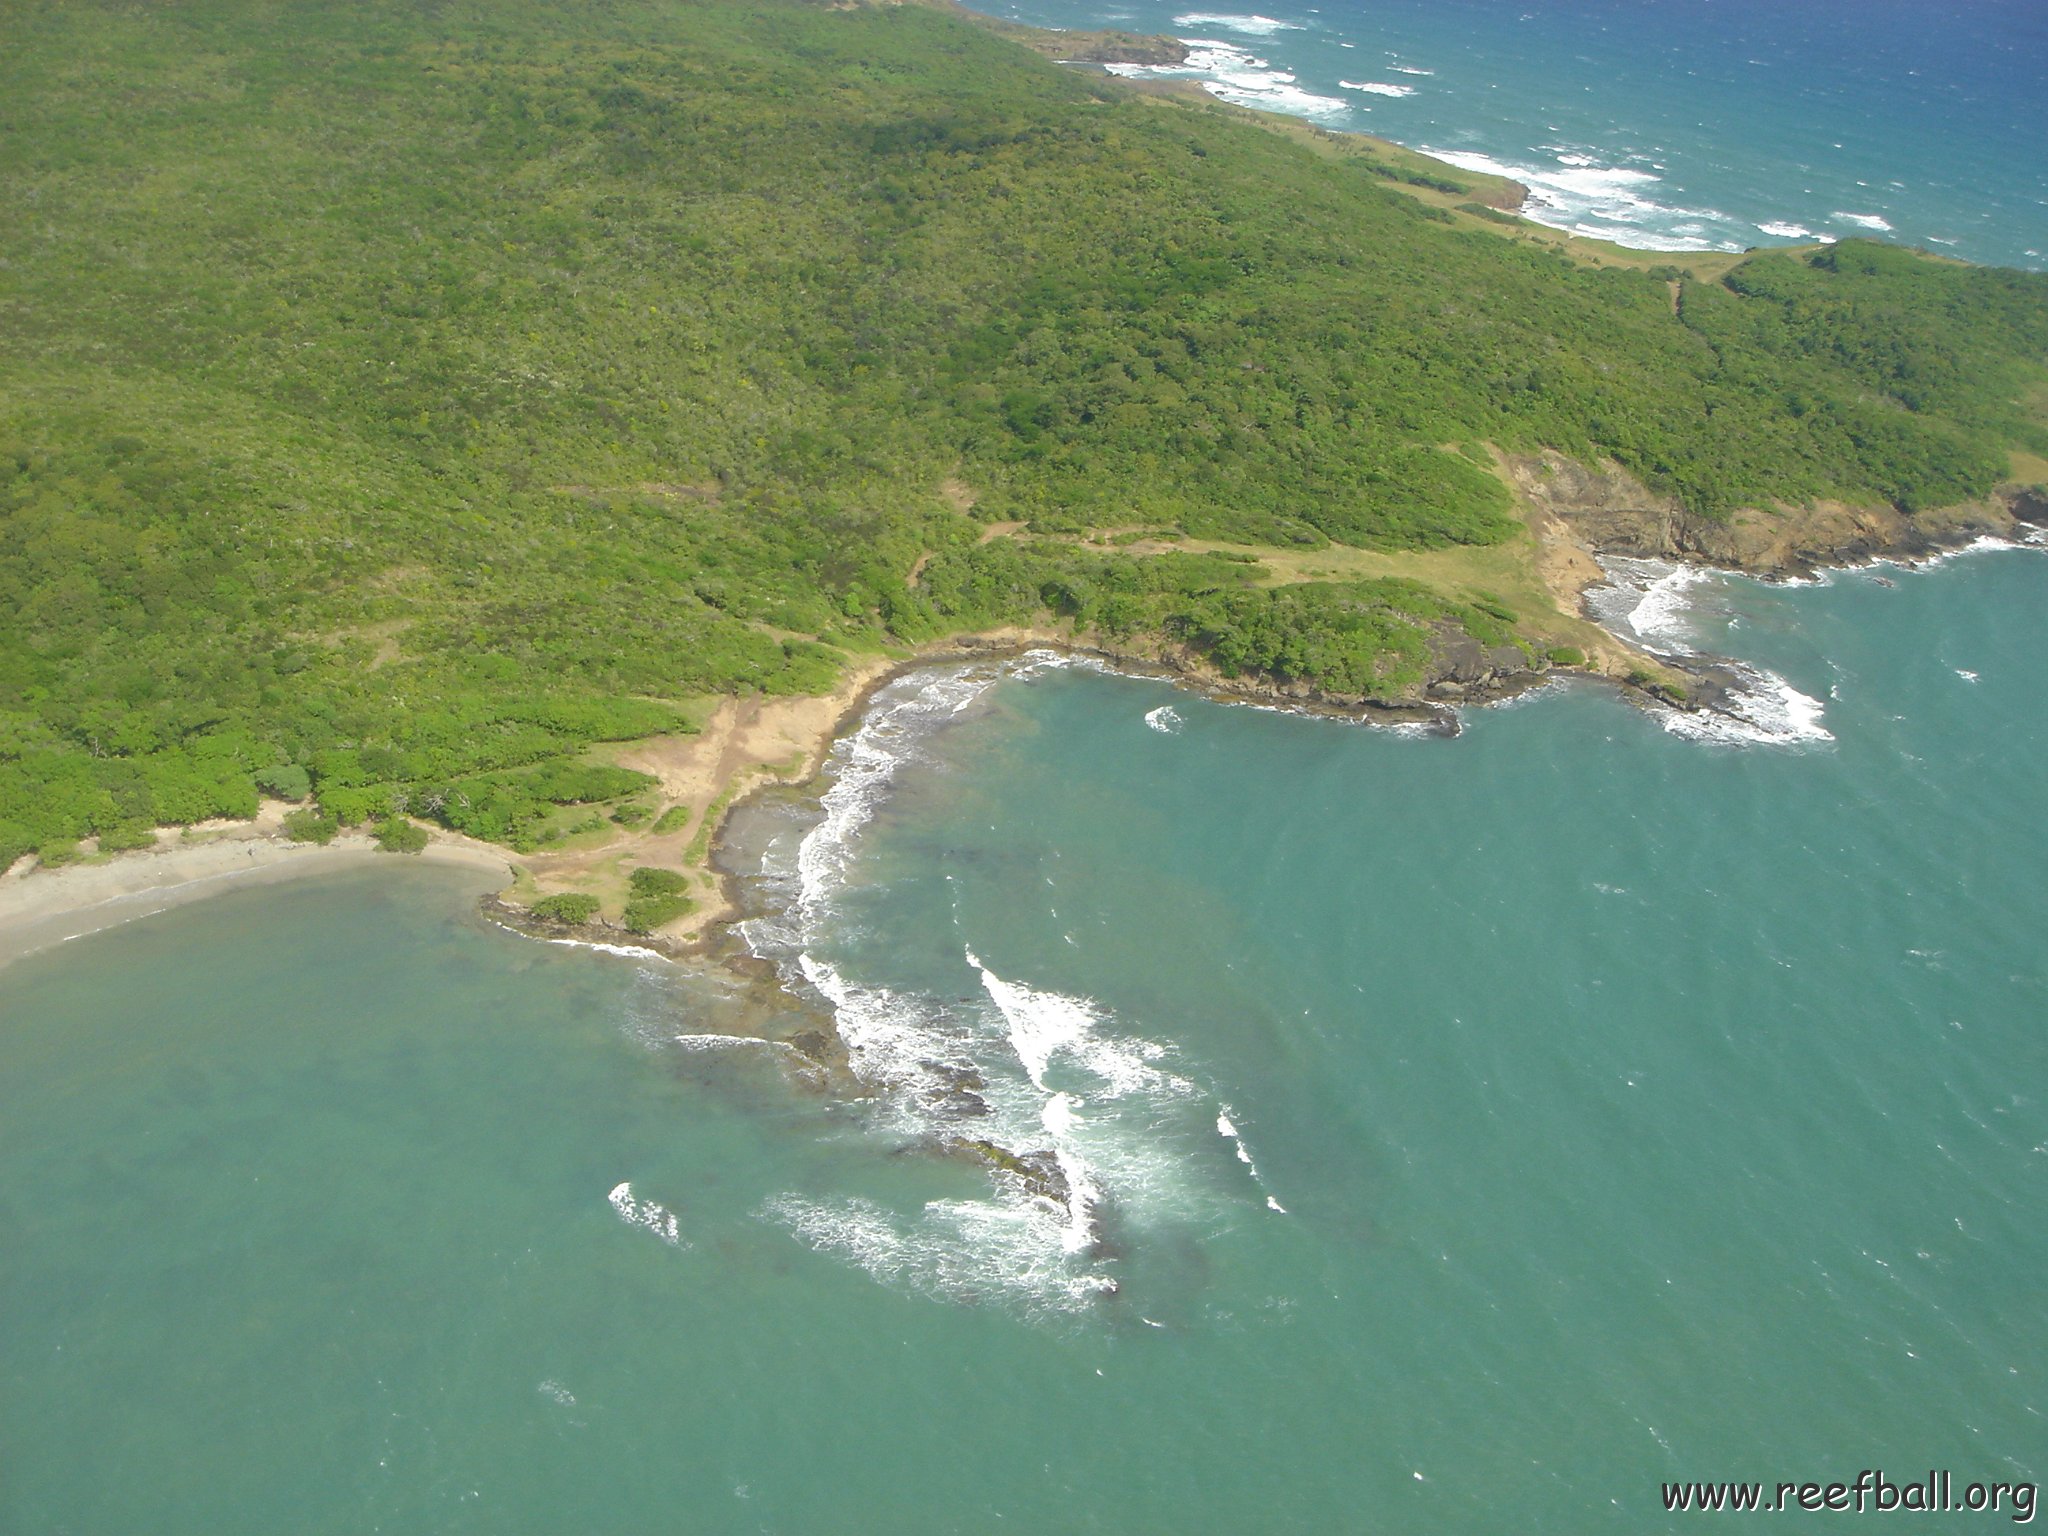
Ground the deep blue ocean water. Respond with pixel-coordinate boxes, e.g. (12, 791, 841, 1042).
(998, 0, 2048, 268)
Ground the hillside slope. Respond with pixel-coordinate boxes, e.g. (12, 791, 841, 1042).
(2, 0, 2044, 868)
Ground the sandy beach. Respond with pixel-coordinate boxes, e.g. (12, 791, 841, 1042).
(0, 818, 515, 972)
(0, 631, 1068, 970)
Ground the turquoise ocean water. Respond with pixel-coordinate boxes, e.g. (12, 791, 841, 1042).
(4, 546, 2045, 1532)
(996, 0, 2048, 269)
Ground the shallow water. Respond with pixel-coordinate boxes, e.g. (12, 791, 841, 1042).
(4, 550, 2045, 1531)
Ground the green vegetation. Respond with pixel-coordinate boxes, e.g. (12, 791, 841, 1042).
(651, 805, 695, 836)
(282, 809, 339, 845)
(530, 892, 602, 925)
(1, 0, 2043, 864)
(372, 816, 430, 853)
(1547, 647, 1588, 668)
(255, 765, 313, 803)
(622, 867, 694, 932)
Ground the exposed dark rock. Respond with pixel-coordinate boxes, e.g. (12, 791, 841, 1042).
(944, 1137, 1072, 1207)
(917, 1062, 992, 1119)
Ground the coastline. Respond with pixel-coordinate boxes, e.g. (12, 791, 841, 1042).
(6, 468, 2037, 975)
(0, 817, 513, 973)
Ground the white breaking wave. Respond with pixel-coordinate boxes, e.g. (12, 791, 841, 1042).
(763, 1193, 1117, 1315)
(1421, 145, 1748, 254)
(1171, 11, 1305, 33)
(788, 657, 1037, 934)
(1587, 557, 1833, 748)
(1342, 80, 1415, 98)
(541, 936, 669, 964)
(1833, 210, 1894, 232)
(1757, 220, 1818, 240)
(1657, 669, 1833, 747)
(968, 949, 1188, 1256)
(1591, 558, 1712, 653)
(1217, 1105, 1287, 1211)
(1106, 39, 1350, 122)
(797, 954, 980, 1133)
(751, 656, 1280, 1315)
(608, 1182, 684, 1246)
(1892, 532, 2040, 569)
(1387, 63, 1433, 75)
(971, 951, 1179, 1102)
(671, 1032, 798, 1055)
(1144, 704, 1184, 733)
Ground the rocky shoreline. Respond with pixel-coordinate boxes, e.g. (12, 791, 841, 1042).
(1512, 451, 2048, 582)
(502, 464, 2048, 965)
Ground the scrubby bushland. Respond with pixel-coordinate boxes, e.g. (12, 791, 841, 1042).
(0, 0, 2041, 863)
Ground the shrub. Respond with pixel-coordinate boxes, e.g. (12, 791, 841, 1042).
(282, 808, 339, 844)
(319, 784, 394, 826)
(1547, 646, 1587, 667)
(623, 892, 695, 932)
(255, 764, 312, 802)
(97, 820, 159, 853)
(373, 816, 430, 853)
(530, 892, 600, 925)
(628, 866, 691, 898)
(651, 803, 693, 835)
(622, 866, 694, 931)
(37, 839, 82, 868)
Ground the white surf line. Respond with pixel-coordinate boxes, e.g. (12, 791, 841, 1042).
(1584, 555, 1833, 748)
(1217, 1106, 1288, 1212)
(541, 935, 670, 963)
(671, 1032, 800, 1053)
(607, 1181, 684, 1246)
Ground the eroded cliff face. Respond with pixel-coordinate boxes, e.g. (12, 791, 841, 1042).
(1507, 451, 2042, 579)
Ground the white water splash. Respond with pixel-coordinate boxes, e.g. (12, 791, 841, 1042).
(1658, 669, 1833, 747)
(542, 936, 669, 964)
(1421, 145, 1748, 254)
(1171, 11, 1305, 33)
(763, 1193, 1117, 1316)
(608, 1182, 683, 1246)
(671, 1032, 799, 1055)
(1144, 704, 1184, 734)
(1218, 1105, 1287, 1212)
(1106, 38, 1350, 122)
(792, 661, 1028, 932)
(752, 659, 1281, 1314)
(1587, 557, 1833, 748)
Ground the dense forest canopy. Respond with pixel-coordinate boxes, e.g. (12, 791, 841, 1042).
(1, 0, 2044, 863)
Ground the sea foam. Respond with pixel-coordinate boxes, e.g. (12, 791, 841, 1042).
(750, 657, 1286, 1314)
(1171, 11, 1305, 33)
(608, 1182, 684, 1246)
(1106, 39, 1349, 121)
(1588, 557, 1833, 748)
(1421, 145, 1748, 254)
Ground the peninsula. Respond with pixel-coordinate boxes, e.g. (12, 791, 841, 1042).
(3, 0, 2044, 951)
